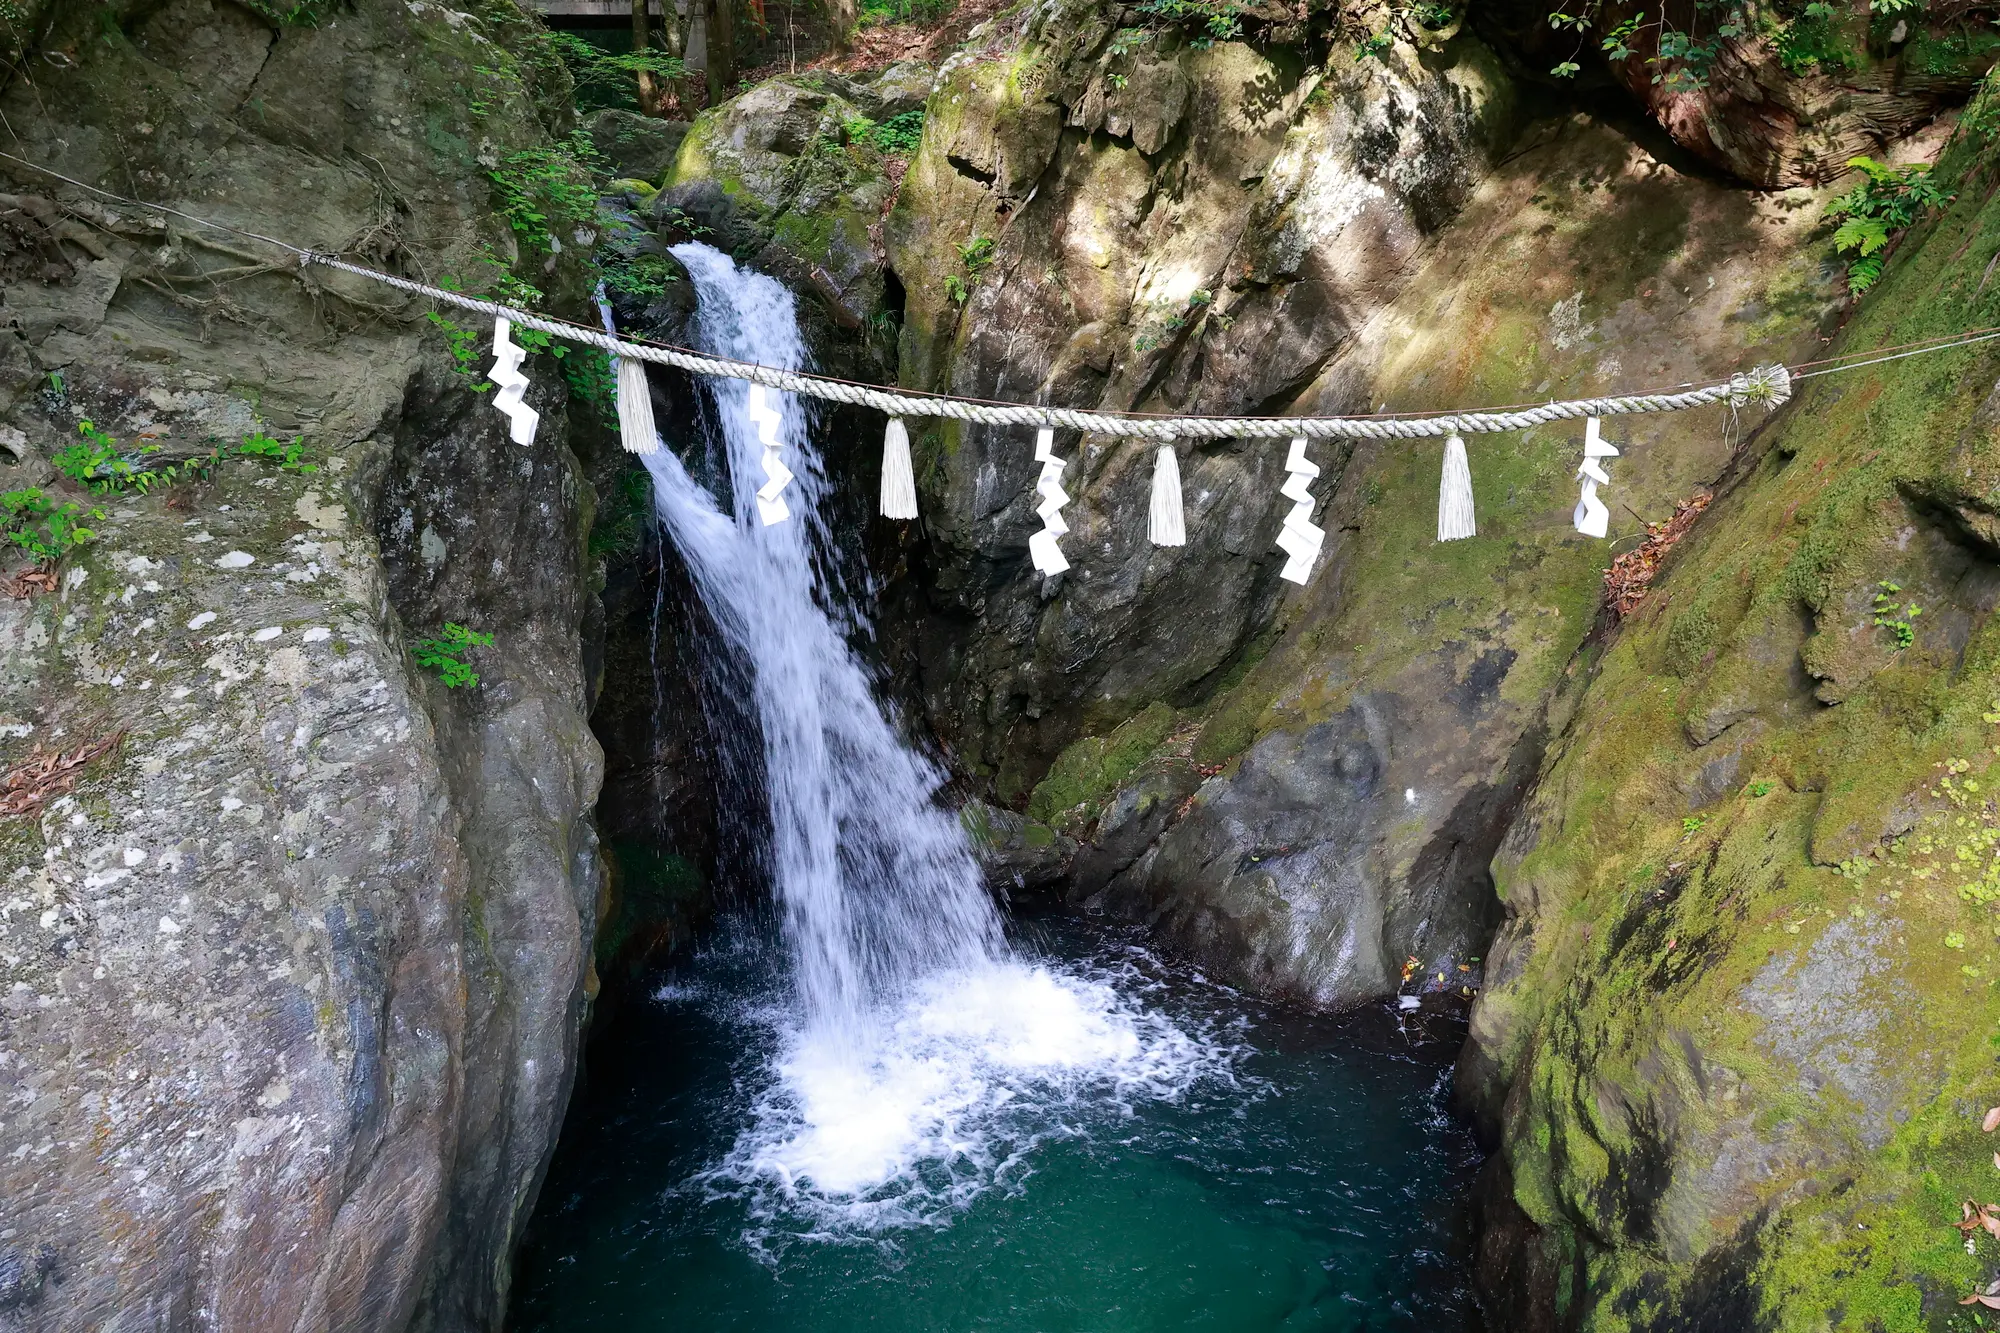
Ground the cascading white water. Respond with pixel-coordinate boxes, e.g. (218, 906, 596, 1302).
(639, 244, 1219, 1234)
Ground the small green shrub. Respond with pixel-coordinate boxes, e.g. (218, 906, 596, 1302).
(54, 420, 296, 495)
(427, 312, 494, 391)
(560, 347, 618, 422)
(589, 470, 655, 560)
(601, 252, 684, 304)
(414, 623, 494, 689)
(1826, 156, 1951, 294)
(490, 140, 601, 257)
(869, 110, 926, 155)
(944, 236, 997, 304)
(237, 430, 318, 473)
(1136, 0, 1241, 45)
(240, 0, 337, 25)
(55, 420, 162, 493)
(1775, 1, 1859, 75)
(1, 488, 100, 562)
(858, 0, 951, 25)
(1872, 579, 1923, 649)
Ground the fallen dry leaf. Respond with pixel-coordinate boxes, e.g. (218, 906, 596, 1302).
(1604, 491, 1712, 618)
(0, 729, 124, 819)
(1984, 1106, 2000, 1133)
(0, 567, 57, 599)
(1961, 1293, 2000, 1308)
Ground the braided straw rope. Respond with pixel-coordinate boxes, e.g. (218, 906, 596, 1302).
(300, 253, 1793, 441)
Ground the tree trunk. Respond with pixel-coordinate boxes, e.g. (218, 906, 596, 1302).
(825, 0, 857, 52)
(631, 0, 661, 116)
(705, 0, 737, 105)
(662, 0, 688, 111)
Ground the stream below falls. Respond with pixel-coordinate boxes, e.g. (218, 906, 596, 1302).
(511, 244, 1487, 1330)
(510, 912, 1485, 1332)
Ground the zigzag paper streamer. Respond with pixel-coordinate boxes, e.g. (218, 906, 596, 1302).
(1028, 426, 1071, 576)
(488, 317, 539, 447)
(1275, 436, 1324, 585)
(1572, 416, 1619, 539)
(747, 384, 793, 526)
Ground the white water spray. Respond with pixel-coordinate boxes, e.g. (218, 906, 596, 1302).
(641, 244, 1218, 1235)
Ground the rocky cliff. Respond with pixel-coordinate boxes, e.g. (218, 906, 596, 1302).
(645, 0, 2000, 1324)
(3, 0, 1996, 1326)
(0, 2, 607, 1328)
(1460, 81, 2000, 1331)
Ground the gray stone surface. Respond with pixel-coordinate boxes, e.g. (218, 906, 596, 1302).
(587, 109, 691, 185)
(0, 3, 606, 1329)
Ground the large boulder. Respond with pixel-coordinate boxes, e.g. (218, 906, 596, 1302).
(586, 108, 690, 185)
(660, 71, 919, 335)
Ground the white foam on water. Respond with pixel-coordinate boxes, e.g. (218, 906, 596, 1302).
(640, 244, 1230, 1249)
(692, 953, 1232, 1244)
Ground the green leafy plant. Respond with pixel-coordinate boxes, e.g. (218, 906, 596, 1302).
(427, 312, 494, 391)
(1135, 0, 1241, 46)
(1, 488, 100, 562)
(589, 469, 655, 560)
(601, 252, 684, 304)
(869, 110, 926, 156)
(413, 623, 494, 689)
(1543, 0, 1743, 89)
(560, 347, 618, 422)
(240, 0, 336, 24)
(1682, 814, 1708, 835)
(489, 142, 600, 258)
(1872, 579, 1924, 649)
(540, 31, 689, 113)
(1775, 0, 1858, 76)
(237, 430, 317, 473)
(944, 236, 997, 305)
(1826, 156, 1950, 294)
(55, 420, 161, 493)
(1748, 780, 1775, 797)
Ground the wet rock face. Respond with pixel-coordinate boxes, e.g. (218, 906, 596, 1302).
(883, 68, 1840, 1013)
(885, 8, 1519, 799)
(1454, 106, 2000, 1323)
(0, 2, 605, 1329)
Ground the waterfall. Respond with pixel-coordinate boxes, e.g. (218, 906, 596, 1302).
(640, 244, 1000, 1040)
(639, 244, 1217, 1235)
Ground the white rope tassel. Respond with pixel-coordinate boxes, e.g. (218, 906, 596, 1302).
(1437, 432, 1476, 542)
(880, 416, 918, 519)
(1148, 442, 1186, 547)
(747, 384, 793, 525)
(615, 355, 660, 456)
(1028, 427, 1071, 575)
(487, 317, 540, 447)
(1573, 415, 1619, 538)
(1276, 436, 1325, 584)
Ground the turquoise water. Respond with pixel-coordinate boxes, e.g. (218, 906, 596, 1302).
(511, 916, 1486, 1332)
